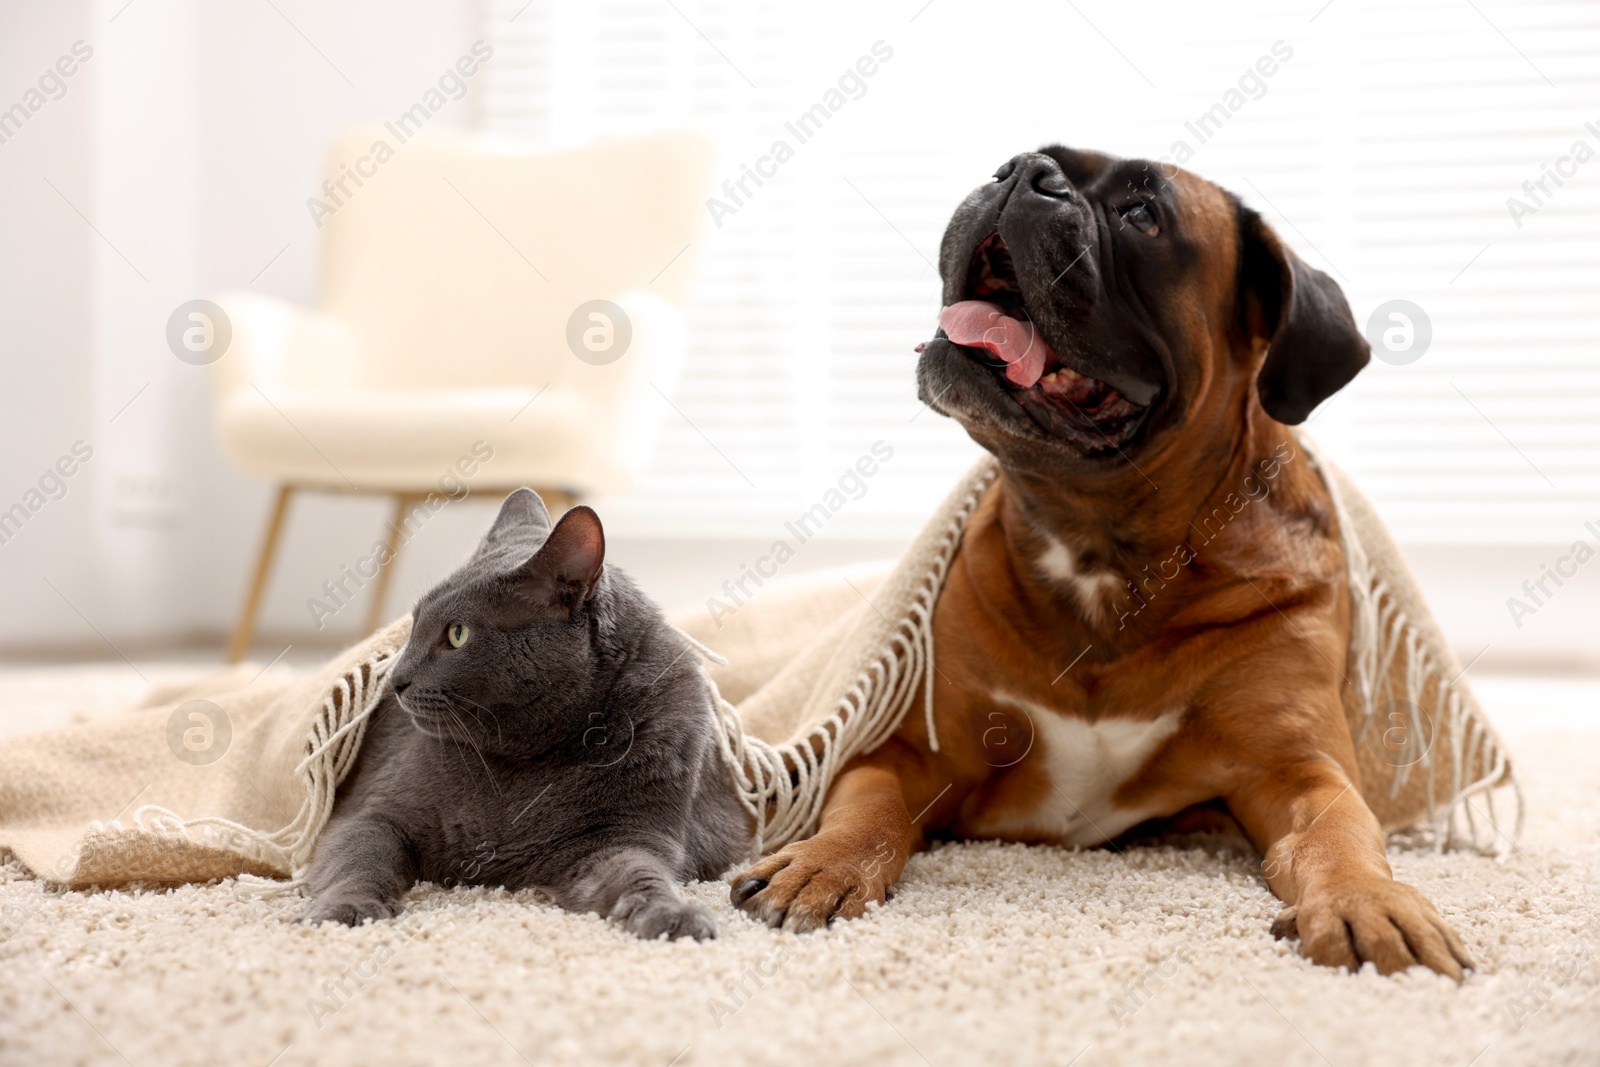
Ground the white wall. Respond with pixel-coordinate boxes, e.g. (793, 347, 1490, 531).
(0, 0, 97, 646)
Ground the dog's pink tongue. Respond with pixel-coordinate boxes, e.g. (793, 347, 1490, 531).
(939, 301, 1050, 388)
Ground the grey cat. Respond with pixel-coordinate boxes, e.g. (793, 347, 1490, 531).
(298, 489, 749, 940)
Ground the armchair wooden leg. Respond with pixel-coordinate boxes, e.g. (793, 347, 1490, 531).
(227, 485, 295, 664)
(365, 493, 423, 635)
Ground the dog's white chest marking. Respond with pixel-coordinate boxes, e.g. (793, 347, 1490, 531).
(983, 693, 1183, 846)
(1036, 535, 1123, 622)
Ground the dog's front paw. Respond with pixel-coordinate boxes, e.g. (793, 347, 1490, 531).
(730, 834, 894, 933)
(297, 895, 399, 927)
(1272, 878, 1473, 980)
(612, 893, 717, 941)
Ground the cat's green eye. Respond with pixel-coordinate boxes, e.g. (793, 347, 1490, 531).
(447, 623, 470, 649)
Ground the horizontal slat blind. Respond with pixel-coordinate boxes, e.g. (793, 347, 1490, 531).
(1324, 0, 1600, 541)
(482, 0, 1599, 543)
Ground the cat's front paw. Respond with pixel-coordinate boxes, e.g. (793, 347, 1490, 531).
(611, 893, 717, 941)
(296, 895, 399, 927)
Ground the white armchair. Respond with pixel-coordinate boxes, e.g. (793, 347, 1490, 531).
(212, 127, 712, 659)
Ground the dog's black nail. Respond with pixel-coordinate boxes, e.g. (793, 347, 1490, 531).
(731, 878, 766, 905)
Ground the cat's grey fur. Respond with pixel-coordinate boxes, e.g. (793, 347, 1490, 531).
(298, 489, 749, 940)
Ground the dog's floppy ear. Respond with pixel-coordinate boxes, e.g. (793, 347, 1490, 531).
(1238, 206, 1370, 424)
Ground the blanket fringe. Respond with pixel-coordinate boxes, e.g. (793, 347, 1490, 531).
(1299, 432, 1522, 855)
(124, 654, 398, 881)
(694, 463, 1000, 858)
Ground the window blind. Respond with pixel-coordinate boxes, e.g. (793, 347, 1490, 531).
(481, 0, 1600, 544)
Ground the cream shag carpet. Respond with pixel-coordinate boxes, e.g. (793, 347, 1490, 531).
(0, 667, 1596, 1067)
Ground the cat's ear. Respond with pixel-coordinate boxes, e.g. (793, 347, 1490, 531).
(479, 488, 553, 557)
(516, 505, 605, 615)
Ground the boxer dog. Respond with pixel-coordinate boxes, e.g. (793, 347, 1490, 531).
(730, 147, 1475, 979)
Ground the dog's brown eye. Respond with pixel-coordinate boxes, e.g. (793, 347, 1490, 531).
(1121, 202, 1160, 236)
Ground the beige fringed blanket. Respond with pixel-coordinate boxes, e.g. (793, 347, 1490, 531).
(0, 435, 1518, 888)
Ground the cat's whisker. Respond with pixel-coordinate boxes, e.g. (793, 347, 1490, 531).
(434, 709, 484, 790)
(450, 691, 506, 747)
(444, 691, 503, 748)
(445, 703, 502, 796)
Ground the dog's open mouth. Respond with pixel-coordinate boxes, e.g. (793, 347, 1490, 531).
(937, 233, 1148, 452)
